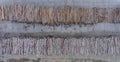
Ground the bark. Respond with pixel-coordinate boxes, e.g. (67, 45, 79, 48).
(0, 37, 120, 56)
(0, 5, 120, 25)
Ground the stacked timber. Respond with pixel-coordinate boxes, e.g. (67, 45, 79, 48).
(0, 0, 120, 62)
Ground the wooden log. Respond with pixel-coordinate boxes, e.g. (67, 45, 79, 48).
(0, 5, 120, 25)
(0, 37, 120, 56)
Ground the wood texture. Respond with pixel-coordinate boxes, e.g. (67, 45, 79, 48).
(0, 5, 120, 25)
(0, 37, 120, 56)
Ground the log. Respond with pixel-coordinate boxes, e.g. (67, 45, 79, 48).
(0, 5, 120, 25)
(0, 37, 120, 56)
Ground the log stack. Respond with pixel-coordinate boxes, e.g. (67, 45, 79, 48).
(0, 0, 120, 62)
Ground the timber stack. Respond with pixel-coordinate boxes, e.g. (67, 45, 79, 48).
(0, 0, 120, 62)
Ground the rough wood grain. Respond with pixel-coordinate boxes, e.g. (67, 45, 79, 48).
(0, 37, 120, 56)
(0, 5, 120, 25)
